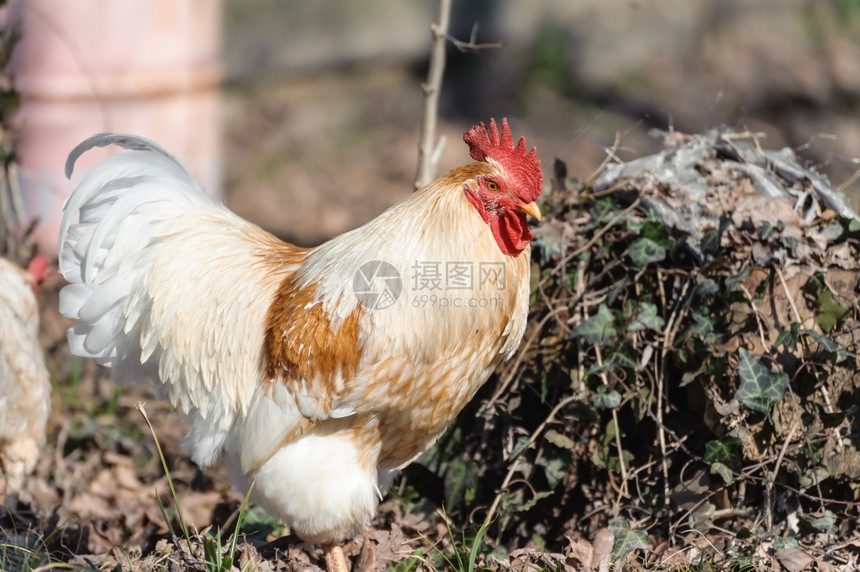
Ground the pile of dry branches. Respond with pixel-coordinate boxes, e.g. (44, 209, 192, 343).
(425, 127, 860, 570)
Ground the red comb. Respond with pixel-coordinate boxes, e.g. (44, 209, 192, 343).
(26, 255, 51, 284)
(463, 118, 542, 202)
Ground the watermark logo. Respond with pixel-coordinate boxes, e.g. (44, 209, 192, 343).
(353, 260, 403, 310)
(353, 259, 506, 311)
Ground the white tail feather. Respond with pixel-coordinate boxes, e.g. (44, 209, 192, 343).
(59, 134, 294, 465)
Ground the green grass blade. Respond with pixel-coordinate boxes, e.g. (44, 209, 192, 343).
(137, 403, 192, 546)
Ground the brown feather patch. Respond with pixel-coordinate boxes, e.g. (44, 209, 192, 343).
(434, 162, 495, 188)
(264, 277, 363, 415)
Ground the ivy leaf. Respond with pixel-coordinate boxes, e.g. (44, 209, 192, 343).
(571, 303, 616, 346)
(816, 403, 858, 428)
(704, 438, 741, 485)
(442, 456, 479, 508)
(593, 197, 619, 225)
(692, 278, 719, 299)
(603, 349, 639, 371)
(709, 462, 734, 486)
(641, 216, 669, 241)
(724, 267, 750, 292)
(815, 288, 850, 332)
(835, 348, 853, 364)
(628, 302, 665, 332)
(680, 362, 706, 388)
(701, 214, 730, 257)
(803, 329, 838, 353)
(536, 454, 568, 488)
(780, 235, 799, 256)
(509, 435, 531, 462)
(703, 438, 740, 467)
(593, 386, 622, 409)
(544, 429, 575, 450)
(511, 490, 554, 514)
(592, 421, 633, 472)
(608, 517, 648, 561)
(811, 511, 838, 535)
(773, 536, 800, 550)
(689, 310, 715, 337)
(628, 237, 666, 267)
(775, 323, 801, 351)
(760, 221, 780, 241)
(802, 328, 851, 364)
(735, 348, 789, 414)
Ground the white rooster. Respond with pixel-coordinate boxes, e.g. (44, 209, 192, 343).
(58, 120, 542, 570)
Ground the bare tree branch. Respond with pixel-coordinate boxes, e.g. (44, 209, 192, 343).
(447, 23, 503, 53)
(414, 4, 503, 191)
(414, 0, 452, 191)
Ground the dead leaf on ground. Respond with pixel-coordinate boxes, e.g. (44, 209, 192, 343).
(564, 533, 594, 568)
(775, 547, 815, 572)
(591, 527, 614, 570)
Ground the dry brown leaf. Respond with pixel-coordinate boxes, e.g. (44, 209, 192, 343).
(825, 242, 859, 270)
(591, 527, 614, 570)
(827, 269, 860, 302)
(177, 490, 222, 529)
(658, 545, 691, 567)
(349, 526, 411, 572)
(508, 549, 577, 572)
(354, 535, 377, 572)
(670, 468, 710, 510)
(814, 557, 841, 572)
(564, 533, 594, 568)
(774, 547, 815, 572)
(731, 195, 799, 230)
(67, 489, 114, 519)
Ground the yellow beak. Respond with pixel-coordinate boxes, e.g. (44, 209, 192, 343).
(517, 201, 542, 221)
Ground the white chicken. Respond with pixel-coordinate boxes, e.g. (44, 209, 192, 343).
(0, 255, 51, 493)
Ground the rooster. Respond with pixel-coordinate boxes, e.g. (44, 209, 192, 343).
(0, 255, 52, 493)
(59, 119, 542, 571)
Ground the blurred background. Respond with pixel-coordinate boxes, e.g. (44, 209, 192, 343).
(8, 0, 860, 253)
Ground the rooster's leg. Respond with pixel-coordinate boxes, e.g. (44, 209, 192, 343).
(323, 543, 348, 572)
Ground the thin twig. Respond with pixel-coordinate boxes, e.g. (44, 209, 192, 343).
(765, 422, 798, 530)
(484, 394, 578, 524)
(837, 165, 860, 193)
(541, 196, 643, 288)
(593, 343, 629, 505)
(414, 0, 452, 190)
(785, 382, 829, 510)
(414, 4, 501, 190)
(446, 23, 502, 53)
(655, 269, 670, 500)
(481, 304, 569, 411)
(586, 130, 624, 186)
(774, 266, 803, 325)
(774, 266, 839, 425)
(738, 283, 768, 348)
(585, 120, 644, 186)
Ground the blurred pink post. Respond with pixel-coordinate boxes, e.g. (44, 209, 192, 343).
(8, 0, 223, 256)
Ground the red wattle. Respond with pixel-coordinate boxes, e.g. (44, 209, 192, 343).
(491, 211, 531, 256)
(465, 189, 532, 256)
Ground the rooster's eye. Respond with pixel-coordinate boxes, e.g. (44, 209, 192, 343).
(486, 180, 499, 192)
